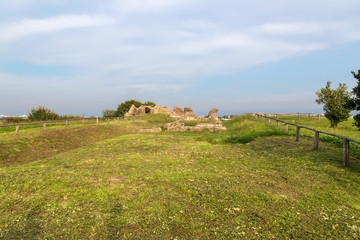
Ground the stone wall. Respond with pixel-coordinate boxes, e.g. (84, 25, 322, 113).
(124, 105, 171, 117)
(164, 120, 226, 132)
(124, 104, 221, 123)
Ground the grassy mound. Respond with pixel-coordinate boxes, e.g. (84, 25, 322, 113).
(1, 115, 360, 239)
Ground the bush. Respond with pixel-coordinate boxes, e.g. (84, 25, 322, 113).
(28, 106, 60, 121)
(103, 100, 157, 117)
(115, 100, 143, 117)
(60, 115, 82, 120)
(102, 110, 117, 118)
(4, 117, 28, 124)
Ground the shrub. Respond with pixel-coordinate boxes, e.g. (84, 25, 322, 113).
(28, 106, 60, 121)
(60, 115, 82, 120)
(4, 117, 28, 124)
(103, 100, 157, 117)
(102, 110, 117, 118)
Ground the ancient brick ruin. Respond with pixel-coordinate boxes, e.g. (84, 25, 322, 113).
(124, 105, 172, 117)
(127, 105, 227, 132)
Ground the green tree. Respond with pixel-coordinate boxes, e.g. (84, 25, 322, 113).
(349, 69, 360, 129)
(315, 81, 352, 128)
(143, 101, 156, 107)
(115, 100, 143, 117)
(103, 100, 157, 117)
(102, 109, 116, 118)
(28, 106, 60, 121)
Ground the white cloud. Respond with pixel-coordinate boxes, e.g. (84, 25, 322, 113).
(175, 33, 324, 57)
(0, 14, 116, 42)
(255, 20, 360, 44)
(181, 20, 218, 30)
(203, 91, 321, 114)
(112, 0, 193, 12)
(2, 1, 360, 115)
(258, 22, 326, 35)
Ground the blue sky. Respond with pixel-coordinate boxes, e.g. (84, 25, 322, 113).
(1, 0, 360, 116)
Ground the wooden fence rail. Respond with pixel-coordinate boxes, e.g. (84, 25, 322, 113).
(255, 114, 360, 166)
(0, 116, 141, 135)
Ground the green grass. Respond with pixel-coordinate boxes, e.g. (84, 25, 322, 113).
(194, 116, 292, 145)
(276, 115, 360, 139)
(1, 116, 360, 239)
(0, 119, 103, 134)
(270, 115, 360, 150)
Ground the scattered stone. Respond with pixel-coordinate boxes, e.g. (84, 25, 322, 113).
(184, 106, 197, 120)
(207, 108, 219, 120)
(164, 121, 186, 131)
(153, 105, 172, 115)
(139, 127, 162, 133)
(164, 120, 226, 132)
(172, 106, 184, 117)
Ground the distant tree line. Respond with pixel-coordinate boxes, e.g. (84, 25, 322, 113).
(316, 69, 360, 129)
(102, 100, 156, 118)
(4, 100, 157, 124)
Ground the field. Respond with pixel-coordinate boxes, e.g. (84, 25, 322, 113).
(1, 115, 360, 239)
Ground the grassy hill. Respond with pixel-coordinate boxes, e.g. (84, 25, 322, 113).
(1, 115, 360, 239)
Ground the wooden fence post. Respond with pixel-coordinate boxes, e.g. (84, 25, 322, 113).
(343, 138, 350, 166)
(65, 120, 68, 127)
(275, 120, 278, 128)
(43, 122, 46, 130)
(16, 125, 19, 135)
(296, 127, 300, 141)
(96, 117, 99, 125)
(284, 123, 288, 132)
(107, 118, 109, 124)
(82, 119, 85, 126)
(314, 131, 319, 150)
(269, 118, 271, 124)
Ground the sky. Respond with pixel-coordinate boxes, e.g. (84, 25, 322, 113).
(1, 0, 360, 116)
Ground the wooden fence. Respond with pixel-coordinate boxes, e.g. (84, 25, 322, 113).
(0, 116, 144, 135)
(254, 114, 360, 166)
